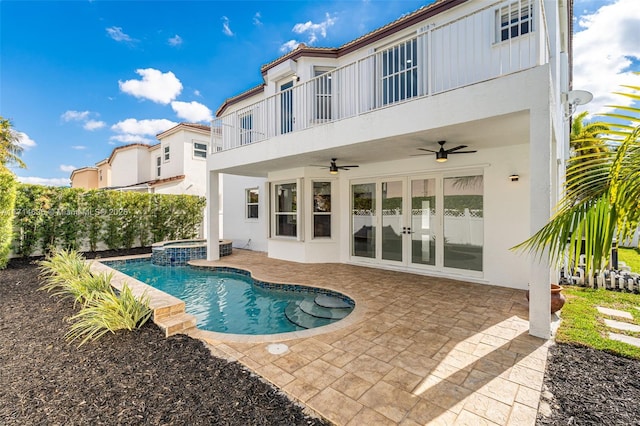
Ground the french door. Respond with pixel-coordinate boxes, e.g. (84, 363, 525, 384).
(351, 174, 483, 274)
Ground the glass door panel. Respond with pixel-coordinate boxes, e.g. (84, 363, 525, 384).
(443, 175, 483, 271)
(381, 180, 404, 262)
(410, 178, 436, 266)
(280, 81, 294, 134)
(352, 183, 376, 258)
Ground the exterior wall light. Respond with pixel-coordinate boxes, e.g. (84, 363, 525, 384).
(509, 174, 519, 182)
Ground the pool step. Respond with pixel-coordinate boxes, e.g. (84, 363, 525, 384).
(299, 300, 350, 320)
(154, 312, 197, 337)
(314, 294, 352, 309)
(284, 303, 334, 329)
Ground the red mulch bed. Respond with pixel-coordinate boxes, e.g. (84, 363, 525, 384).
(0, 250, 328, 425)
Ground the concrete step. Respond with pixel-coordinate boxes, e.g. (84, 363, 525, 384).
(299, 300, 351, 320)
(155, 312, 197, 337)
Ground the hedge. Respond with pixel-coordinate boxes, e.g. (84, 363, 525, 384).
(0, 169, 17, 268)
(12, 184, 206, 257)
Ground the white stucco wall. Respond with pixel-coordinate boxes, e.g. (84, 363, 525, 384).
(221, 174, 268, 252)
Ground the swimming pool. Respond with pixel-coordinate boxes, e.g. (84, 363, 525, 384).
(107, 259, 354, 335)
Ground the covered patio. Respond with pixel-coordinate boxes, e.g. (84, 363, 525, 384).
(188, 250, 550, 425)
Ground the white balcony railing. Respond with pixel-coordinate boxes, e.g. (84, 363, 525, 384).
(212, 0, 544, 153)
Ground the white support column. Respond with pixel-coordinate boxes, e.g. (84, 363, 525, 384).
(528, 104, 553, 339)
(206, 170, 220, 261)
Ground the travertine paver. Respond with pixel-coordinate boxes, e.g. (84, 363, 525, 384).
(604, 318, 640, 333)
(609, 332, 640, 347)
(103, 250, 551, 425)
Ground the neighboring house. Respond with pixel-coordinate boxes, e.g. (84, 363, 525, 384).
(69, 167, 98, 189)
(70, 123, 211, 196)
(206, 0, 574, 338)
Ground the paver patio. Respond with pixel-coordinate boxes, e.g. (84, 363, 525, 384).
(183, 250, 549, 425)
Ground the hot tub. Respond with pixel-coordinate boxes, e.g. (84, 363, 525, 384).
(151, 239, 232, 266)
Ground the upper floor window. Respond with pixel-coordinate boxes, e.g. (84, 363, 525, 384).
(156, 156, 161, 177)
(497, 1, 533, 42)
(313, 68, 334, 122)
(313, 181, 331, 238)
(99, 169, 103, 182)
(246, 188, 259, 219)
(380, 38, 418, 106)
(163, 145, 170, 162)
(193, 141, 207, 158)
(240, 111, 253, 145)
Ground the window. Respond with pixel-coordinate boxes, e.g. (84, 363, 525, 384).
(194, 141, 207, 158)
(313, 68, 333, 121)
(497, 1, 533, 42)
(274, 182, 297, 237)
(313, 182, 331, 238)
(163, 145, 170, 162)
(246, 188, 259, 219)
(280, 81, 294, 134)
(380, 38, 418, 106)
(156, 156, 161, 177)
(239, 111, 253, 145)
(99, 169, 103, 182)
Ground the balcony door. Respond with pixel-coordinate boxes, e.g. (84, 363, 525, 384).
(280, 81, 294, 134)
(351, 174, 483, 274)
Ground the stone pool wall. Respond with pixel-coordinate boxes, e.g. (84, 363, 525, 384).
(151, 240, 232, 266)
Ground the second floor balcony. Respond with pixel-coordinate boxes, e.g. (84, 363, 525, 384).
(212, 0, 550, 154)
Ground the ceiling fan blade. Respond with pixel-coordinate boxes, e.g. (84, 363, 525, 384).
(444, 145, 468, 153)
(310, 165, 329, 168)
(417, 148, 438, 153)
(410, 153, 431, 157)
(338, 165, 359, 169)
(448, 150, 477, 154)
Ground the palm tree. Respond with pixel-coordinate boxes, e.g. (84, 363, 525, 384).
(0, 117, 26, 169)
(569, 111, 611, 171)
(514, 83, 640, 286)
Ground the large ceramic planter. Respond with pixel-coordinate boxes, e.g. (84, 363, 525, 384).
(526, 284, 566, 314)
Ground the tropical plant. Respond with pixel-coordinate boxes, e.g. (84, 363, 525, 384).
(0, 117, 26, 169)
(514, 82, 640, 286)
(0, 168, 17, 268)
(65, 284, 152, 347)
(569, 111, 611, 167)
(38, 249, 95, 303)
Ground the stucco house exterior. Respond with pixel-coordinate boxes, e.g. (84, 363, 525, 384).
(205, 0, 572, 338)
(70, 123, 212, 196)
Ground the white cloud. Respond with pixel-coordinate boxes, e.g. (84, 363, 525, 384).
(280, 39, 300, 53)
(292, 13, 336, 45)
(60, 164, 76, 173)
(170, 101, 213, 122)
(109, 134, 153, 145)
(194, 90, 201, 97)
(61, 110, 90, 122)
(119, 68, 183, 104)
(222, 16, 234, 36)
(106, 26, 134, 43)
(168, 34, 183, 46)
(253, 12, 263, 26)
(71, 145, 87, 150)
(573, 0, 640, 114)
(16, 132, 36, 150)
(17, 176, 70, 187)
(83, 120, 106, 131)
(111, 118, 176, 136)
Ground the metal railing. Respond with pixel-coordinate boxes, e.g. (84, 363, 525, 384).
(212, 0, 544, 153)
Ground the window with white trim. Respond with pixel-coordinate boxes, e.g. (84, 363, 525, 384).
(246, 188, 259, 219)
(313, 67, 334, 122)
(193, 141, 207, 158)
(240, 111, 253, 145)
(312, 181, 331, 238)
(273, 182, 297, 237)
(156, 156, 161, 177)
(497, 1, 533, 42)
(163, 145, 170, 162)
(380, 38, 418, 106)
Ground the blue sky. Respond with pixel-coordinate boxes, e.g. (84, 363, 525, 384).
(1, 0, 639, 186)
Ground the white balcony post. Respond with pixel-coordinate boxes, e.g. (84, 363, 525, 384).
(206, 170, 220, 261)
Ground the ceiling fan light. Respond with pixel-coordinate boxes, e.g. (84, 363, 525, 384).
(436, 152, 447, 162)
(329, 164, 339, 174)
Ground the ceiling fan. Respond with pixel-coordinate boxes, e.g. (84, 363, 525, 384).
(312, 158, 359, 174)
(414, 141, 477, 163)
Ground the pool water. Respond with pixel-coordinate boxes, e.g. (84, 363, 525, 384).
(110, 260, 334, 335)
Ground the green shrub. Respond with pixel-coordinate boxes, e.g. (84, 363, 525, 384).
(65, 284, 152, 347)
(38, 249, 94, 304)
(0, 168, 17, 268)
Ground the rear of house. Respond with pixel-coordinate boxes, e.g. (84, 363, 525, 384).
(206, 0, 572, 338)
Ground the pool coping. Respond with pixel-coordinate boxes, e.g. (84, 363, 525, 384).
(91, 254, 365, 344)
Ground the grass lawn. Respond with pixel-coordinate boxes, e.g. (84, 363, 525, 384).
(619, 247, 640, 272)
(557, 285, 640, 359)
